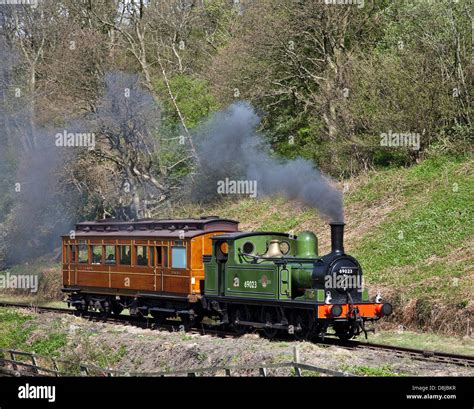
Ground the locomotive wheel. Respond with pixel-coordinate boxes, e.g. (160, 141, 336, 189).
(231, 307, 248, 335)
(262, 308, 279, 339)
(334, 322, 355, 341)
(293, 312, 311, 341)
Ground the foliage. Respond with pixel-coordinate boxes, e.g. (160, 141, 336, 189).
(154, 75, 219, 131)
(0, 0, 472, 265)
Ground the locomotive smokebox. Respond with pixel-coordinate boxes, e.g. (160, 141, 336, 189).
(330, 222, 345, 254)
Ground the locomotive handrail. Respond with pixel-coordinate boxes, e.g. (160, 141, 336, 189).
(237, 249, 322, 265)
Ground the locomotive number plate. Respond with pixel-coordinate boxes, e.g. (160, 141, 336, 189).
(243, 280, 257, 289)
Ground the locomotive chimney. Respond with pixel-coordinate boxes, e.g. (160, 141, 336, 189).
(330, 222, 345, 254)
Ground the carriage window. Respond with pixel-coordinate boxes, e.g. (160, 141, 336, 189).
(164, 247, 168, 267)
(150, 247, 154, 266)
(105, 245, 116, 264)
(119, 245, 131, 265)
(91, 246, 102, 264)
(78, 242, 88, 263)
(155, 246, 168, 267)
(69, 245, 77, 263)
(135, 246, 148, 266)
(171, 246, 186, 269)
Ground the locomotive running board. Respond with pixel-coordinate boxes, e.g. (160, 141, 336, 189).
(235, 320, 290, 331)
(148, 307, 194, 315)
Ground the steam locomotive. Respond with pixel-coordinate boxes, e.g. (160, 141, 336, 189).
(62, 217, 392, 340)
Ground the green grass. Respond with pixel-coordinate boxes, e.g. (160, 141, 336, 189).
(0, 295, 67, 308)
(30, 333, 68, 357)
(351, 157, 472, 305)
(341, 364, 402, 377)
(0, 309, 35, 349)
(355, 164, 472, 272)
(0, 259, 62, 302)
(360, 329, 474, 356)
(0, 308, 68, 357)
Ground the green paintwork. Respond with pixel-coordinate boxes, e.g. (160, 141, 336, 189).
(296, 231, 318, 257)
(205, 233, 297, 300)
(317, 289, 325, 302)
(204, 231, 369, 304)
(204, 264, 217, 294)
(290, 264, 313, 294)
(362, 288, 369, 301)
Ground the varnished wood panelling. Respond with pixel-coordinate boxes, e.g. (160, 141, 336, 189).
(76, 271, 109, 287)
(163, 275, 190, 294)
(110, 273, 155, 291)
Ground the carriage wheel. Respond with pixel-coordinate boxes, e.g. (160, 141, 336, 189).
(111, 301, 123, 316)
(151, 311, 167, 327)
(74, 303, 88, 317)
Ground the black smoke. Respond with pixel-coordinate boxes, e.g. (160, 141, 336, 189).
(192, 102, 344, 222)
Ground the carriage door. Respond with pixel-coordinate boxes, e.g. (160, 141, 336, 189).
(215, 241, 229, 296)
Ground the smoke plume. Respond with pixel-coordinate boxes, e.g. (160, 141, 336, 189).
(193, 102, 344, 222)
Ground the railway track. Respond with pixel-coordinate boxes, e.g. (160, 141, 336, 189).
(1, 301, 473, 368)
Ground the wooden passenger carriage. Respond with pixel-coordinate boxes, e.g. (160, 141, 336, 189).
(62, 217, 239, 299)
